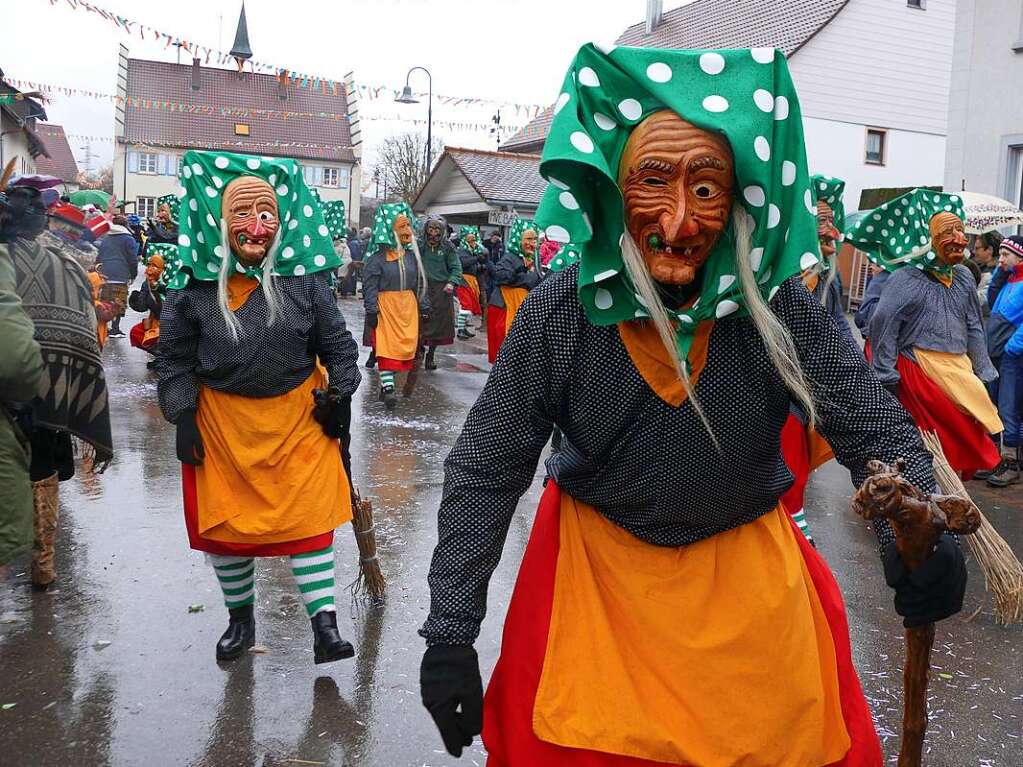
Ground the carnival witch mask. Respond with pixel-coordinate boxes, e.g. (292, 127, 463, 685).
(817, 200, 839, 259)
(425, 219, 445, 248)
(223, 176, 280, 266)
(929, 212, 967, 267)
(168, 150, 338, 288)
(394, 214, 415, 249)
(846, 189, 965, 281)
(534, 43, 819, 363)
(618, 110, 735, 286)
(520, 228, 538, 261)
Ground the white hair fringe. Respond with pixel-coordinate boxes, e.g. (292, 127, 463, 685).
(408, 236, 428, 301)
(620, 201, 818, 442)
(217, 220, 283, 343)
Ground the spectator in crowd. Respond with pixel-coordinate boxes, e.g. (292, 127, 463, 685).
(981, 235, 1023, 487)
(975, 231, 1006, 315)
(853, 262, 890, 342)
(95, 214, 140, 338)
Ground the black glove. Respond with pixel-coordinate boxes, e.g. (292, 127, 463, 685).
(883, 534, 967, 628)
(883, 381, 900, 400)
(311, 388, 351, 440)
(175, 410, 205, 465)
(420, 645, 483, 758)
(367, 312, 379, 329)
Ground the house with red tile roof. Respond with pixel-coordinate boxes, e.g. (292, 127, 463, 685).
(112, 45, 361, 223)
(33, 124, 80, 191)
(0, 69, 48, 177)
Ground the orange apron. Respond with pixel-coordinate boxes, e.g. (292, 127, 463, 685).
(500, 285, 529, 334)
(531, 495, 849, 766)
(376, 290, 419, 361)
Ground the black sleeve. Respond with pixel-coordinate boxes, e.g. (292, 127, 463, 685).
(309, 274, 361, 396)
(492, 254, 519, 286)
(421, 278, 574, 646)
(155, 287, 201, 423)
(773, 277, 937, 550)
(362, 255, 382, 315)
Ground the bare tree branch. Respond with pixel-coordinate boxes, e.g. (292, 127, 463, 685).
(374, 132, 444, 203)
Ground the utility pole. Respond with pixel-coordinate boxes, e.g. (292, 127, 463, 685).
(79, 140, 94, 176)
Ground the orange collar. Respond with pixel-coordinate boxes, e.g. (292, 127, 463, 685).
(617, 319, 714, 407)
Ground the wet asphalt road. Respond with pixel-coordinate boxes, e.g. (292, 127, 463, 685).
(1, 298, 1021, 767)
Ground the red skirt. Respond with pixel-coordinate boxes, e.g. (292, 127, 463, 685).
(780, 412, 810, 517)
(181, 464, 334, 556)
(892, 353, 998, 476)
(456, 284, 482, 316)
(367, 329, 416, 372)
(482, 483, 881, 767)
(487, 305, 507, 364)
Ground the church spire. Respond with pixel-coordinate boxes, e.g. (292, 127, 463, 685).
(229, 2, 253, 71)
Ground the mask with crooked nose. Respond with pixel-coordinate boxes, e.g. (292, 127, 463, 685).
(618, 110, 736, 287)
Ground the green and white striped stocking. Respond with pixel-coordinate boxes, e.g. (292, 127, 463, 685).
(210, 555, 255, 609)
(379, 371, 395, 391)
(457, 309, 470, 331)
(289, 545, 336, 617)
(790, 509, 814, 544)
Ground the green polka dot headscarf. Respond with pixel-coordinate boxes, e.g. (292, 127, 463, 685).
(459, 225, 485, 254)
(145, 241, 178, 267)
(547, 242, 583, 273)
(811, 174, 845, 234)
(170, 150, 339, 287)
(371, 202, 415, 255)
(845, 188, 965, 278)
(321, 200, 347, 240)
(535, 43, 819, 360)
(506, 217, 537, 258)
(156, 193, 180, 223)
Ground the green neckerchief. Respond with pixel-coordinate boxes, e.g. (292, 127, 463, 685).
(845, 188, 965, 281)
(169, 150, 339, 289)
(535, 43, 819, 363)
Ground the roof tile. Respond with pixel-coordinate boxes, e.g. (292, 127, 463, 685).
(33, 124, 79, 182)
(123, 58, 356, 163)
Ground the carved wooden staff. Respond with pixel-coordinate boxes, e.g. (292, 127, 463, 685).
(851, 459, 980, 767)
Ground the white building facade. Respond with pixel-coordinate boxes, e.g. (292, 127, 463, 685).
(786, 0, 955, 209)
(944, 0, 1023, 206)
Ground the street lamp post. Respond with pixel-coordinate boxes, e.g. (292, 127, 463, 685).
(395, 66, 433, 177)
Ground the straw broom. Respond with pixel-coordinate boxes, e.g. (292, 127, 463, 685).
(919, 430, 1023, 625)
(347, 484, 385, 601)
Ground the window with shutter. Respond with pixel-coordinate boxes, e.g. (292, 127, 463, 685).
(128, 151, 139, 173)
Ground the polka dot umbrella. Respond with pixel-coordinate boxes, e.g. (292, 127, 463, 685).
(534, 43, 819, 363)
(844, 188, 964, 279)
(168, 150, 339, 288)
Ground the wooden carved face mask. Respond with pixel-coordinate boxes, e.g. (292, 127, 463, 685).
(817, 199, 839, 259)
(520, 229, 538, 259)
(393, 214, 414, 247)
(222, 177, 279, 266)
(619, 110, 735, 286)
(929, 211, 967, 266)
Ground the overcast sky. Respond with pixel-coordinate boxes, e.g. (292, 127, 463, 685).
(2, 0, 690, 189)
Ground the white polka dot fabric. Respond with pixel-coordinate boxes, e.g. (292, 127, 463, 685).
(421, 266, 932, 645)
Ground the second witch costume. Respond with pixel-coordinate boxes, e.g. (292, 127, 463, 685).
(157, 150, 360, 664)
(362, 202, 429, 409)
(487, 217, 542, 363)
(850, 189, 1002, 477)
(419, 44, 968, 766)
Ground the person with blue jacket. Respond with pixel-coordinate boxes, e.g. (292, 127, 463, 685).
(95, 215, 140, 337)
(983, 235, 1023, 486)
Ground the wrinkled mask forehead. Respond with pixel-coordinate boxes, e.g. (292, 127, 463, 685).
(223, 176, 277, 217)
(929, 211, 962, 239)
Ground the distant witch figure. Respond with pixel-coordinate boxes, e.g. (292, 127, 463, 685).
(487, 217, 542, 363)
(361, 202, 429, 409)
(851, 189, 1002, 478)
(156, 150, 360, 664)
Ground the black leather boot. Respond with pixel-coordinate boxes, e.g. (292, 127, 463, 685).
(216, 604, 256, 661)
(311, 610, 355, 664)
(424, 345, 437, 370)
